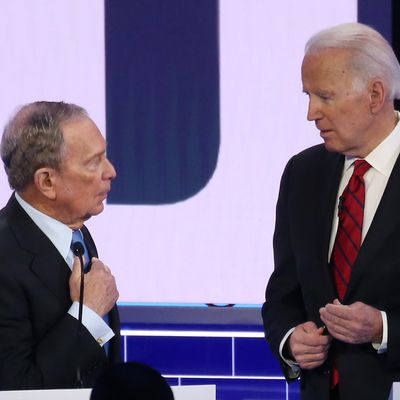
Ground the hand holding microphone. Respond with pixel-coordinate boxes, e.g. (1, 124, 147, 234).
(69, 257, 119, 317)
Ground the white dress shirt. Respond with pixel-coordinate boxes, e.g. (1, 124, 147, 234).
(15, 193, 114, 347)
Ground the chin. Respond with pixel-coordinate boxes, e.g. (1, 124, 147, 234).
(92, 204, 105, 216)
(82, 215, 92, 222)
(322, 138, 347, 154)
(323, 142, 340, 153)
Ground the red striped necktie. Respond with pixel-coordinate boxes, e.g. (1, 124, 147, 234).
(331, 159, 371, 300)
(329, 159, 371, 387)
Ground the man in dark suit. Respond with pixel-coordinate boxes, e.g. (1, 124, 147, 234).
(0, 101, 121, 389)
(262, 23, 400, 399)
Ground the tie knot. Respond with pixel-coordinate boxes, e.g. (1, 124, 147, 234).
(71, 229, 90, 269)
(353, 160, 371, 178)
(71, 230, 84, 248)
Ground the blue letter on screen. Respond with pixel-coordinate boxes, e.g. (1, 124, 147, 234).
(105, 0, 220, 205)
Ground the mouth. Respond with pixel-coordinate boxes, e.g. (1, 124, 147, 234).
(99, 189, 110, 200)
(319, 129, 333, 138)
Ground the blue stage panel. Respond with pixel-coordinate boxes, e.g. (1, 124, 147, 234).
(234, 337, 282, 376)
(165, 377, 179, 386)
(126, 335, 233, 375)
(288, 380, 301, 400)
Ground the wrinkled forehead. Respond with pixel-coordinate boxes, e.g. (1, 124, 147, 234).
(302, 48, 353, 72)
(61, 117, 105, 156)
(301, 48, 358, 89)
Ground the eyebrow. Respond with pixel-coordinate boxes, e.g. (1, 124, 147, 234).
(84, 147, 106, 164)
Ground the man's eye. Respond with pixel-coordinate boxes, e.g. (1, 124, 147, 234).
(88, 156, 102, 168)
(319, 94, 332, 101)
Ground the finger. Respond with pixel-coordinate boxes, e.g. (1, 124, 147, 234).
(70, 256, 81, 278)
(299, 344, 330, 356)
(325, 316, 361, 339)
(321, 312, 350, 333)
(302, 321, 318, 333)
(298, 350, 329, 362)
(292, 334, 330, 352)
(297, 352, 328, 369)
(328, 329, 358, 343)
(316, 326, 324, 334)
(324, 303, 348, 316)
(300, 360, 327, 370)
(324, 322, 350, 336)
(90, 258, 104, 270)
(320, 306, 347, 322)
(316, 326, 330, 336)
(324, 304, 354, 322)
(320, 309, 333, 325)
(320, 316, 350, 338)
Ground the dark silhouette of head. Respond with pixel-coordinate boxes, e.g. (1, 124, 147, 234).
(90, 362, 174, 400)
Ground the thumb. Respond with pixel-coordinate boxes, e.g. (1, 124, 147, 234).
(69, 256, 83, 302)
(316, 326, 326, 335)
(70, 256, 82, 279)
(302, 321, 318, 333)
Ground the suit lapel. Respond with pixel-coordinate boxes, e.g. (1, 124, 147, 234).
(6, 195, 71, 309)
(347, 153, 400, 297)
(318, 153, 345, 266)
(81, 225, 98, 261)
(316, 153, 345, 301)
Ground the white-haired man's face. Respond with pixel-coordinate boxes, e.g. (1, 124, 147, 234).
(301, 48, 383, 158)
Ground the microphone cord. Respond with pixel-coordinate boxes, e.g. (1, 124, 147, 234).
(73, 244, 85, 388)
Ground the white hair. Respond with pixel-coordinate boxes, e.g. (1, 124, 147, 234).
(305, 22, 400, 100)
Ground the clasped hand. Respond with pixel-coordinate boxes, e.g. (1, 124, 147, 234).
(69, 256, 119, 317)
(288, 321, 331, 370)
(319, 299, 382, 344)
(289, 299, 383, 370)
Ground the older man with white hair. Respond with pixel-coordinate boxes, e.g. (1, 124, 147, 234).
(263, 22, 400, 400)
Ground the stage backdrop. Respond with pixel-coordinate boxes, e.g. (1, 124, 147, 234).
(0, 0, 356, 304)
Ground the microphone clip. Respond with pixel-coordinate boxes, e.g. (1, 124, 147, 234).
(338, 195, 345, 217)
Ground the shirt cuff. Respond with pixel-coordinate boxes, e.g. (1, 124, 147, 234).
(279, 327, 301, 377)
(372, 310, 387, 353)
(68, 301, 115, 346)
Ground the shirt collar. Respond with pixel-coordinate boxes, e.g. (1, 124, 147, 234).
(15, 192, 72, 262)
(344, 111, 400, 176)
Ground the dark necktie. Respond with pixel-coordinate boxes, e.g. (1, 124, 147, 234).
(329, 159, 371, 387)
(71, 229, 90, 270)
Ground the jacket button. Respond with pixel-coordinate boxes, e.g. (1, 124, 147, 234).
(323, 369, 331, 375)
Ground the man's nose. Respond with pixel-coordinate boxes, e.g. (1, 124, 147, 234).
(307, 98, 323, 121)
(104, 158, 117, 180)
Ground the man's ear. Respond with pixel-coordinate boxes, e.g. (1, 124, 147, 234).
(369, 79, 386, 113)
(33, 168, 58, 200)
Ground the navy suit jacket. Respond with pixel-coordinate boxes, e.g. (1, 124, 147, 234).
(0, 194, 121, 390)
(262, 144, 400, 400)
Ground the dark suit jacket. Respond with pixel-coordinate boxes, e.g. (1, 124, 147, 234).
(0, 194, 121, 390)
(262, 144, 400, 400)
